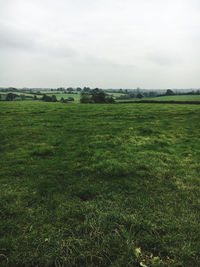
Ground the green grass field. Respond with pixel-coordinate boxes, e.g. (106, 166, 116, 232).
(0, 101, 200, 266)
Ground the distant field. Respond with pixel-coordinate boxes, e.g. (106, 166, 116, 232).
(152, 95, 200, 101)
(1, 92, 35, 96)
(49, 92, 121, 102)
(1, 101, 200, 266)
(0, 92, 36, 100)
(2, 92, 200, 103)
(48, 93, 81, 102)
(107, 92, 125, 97)
(0, 91, 81, 102)
(117, 94, 200, 102)
(41, 91, 61, 94)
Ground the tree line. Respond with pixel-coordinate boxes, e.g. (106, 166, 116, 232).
(80, 89, 115, 103)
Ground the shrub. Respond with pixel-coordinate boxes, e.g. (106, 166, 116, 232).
(42, 94, 57, 102)
(67, 97, 74, 101)
(5, 93, 18, 101)
(80, 89, 115, 104)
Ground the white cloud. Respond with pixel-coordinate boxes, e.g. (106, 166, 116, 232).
(0, 0, 200, 88)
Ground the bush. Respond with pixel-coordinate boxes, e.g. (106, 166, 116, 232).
(60, 97, 68, 103)
(42, 94, 57, 102)
(5, 93, 18, 101)
(81, 89, 115, 104)
(67, 97, 74, 101)
(80, 93, 93, 103)
(106, 96, 115, 103)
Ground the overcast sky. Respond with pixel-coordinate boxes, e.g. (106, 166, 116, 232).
(0, 0, 200, 89)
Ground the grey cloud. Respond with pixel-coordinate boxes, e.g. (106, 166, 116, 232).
(40, 42, 77, 59)
(147, 51, 181, 67)
(0, 21, 77, 60)
(0, 0, 200, 88)
(0, 22, 38, 51)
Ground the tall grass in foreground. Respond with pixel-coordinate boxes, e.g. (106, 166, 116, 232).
(0, 101, 200, 266)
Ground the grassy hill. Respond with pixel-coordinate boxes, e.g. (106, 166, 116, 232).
(0, 101, 200, 266)
(150, 95, 200, 101)
(117, 94, 200, 102)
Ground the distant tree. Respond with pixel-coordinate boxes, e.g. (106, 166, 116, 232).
(60, 97, 68, 103)
(67, 97, 74, 101)
(33, 95, 38, 100)
(91, 88, 106, 103)
(83, 87, 90, 92)
(129, 93, 136, 98)
(8, 87, 18, 92)
(6, 93, 17, 101)
(57, 87, 65, 91)
(106, 96, 115, 103)
(20, 94, 26, 100)
(137, 93, 143, 99)
(149, 91, 157, 97)
(196, 90, 200, 95)
(80, 89, 115, 104)
(166, 89, 174, 95)
(42, 94, 57, 102)
(135, 87, 141, 95)
(67, 87, 73, 92)
(41, 94, 46, 100)
(51, 95, 57, 102)
(76, 87, 82, 91)
(80, 92, 92, 103)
